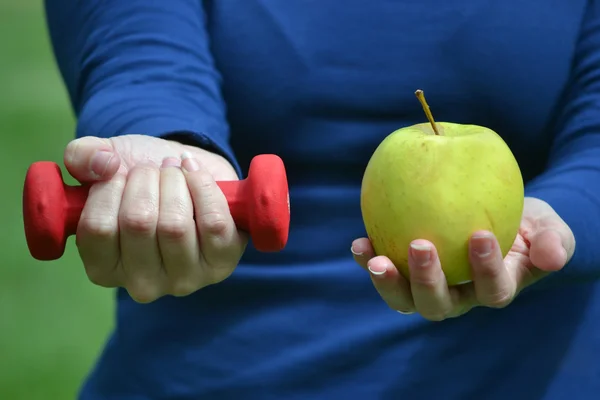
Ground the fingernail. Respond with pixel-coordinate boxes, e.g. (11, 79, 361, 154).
(351, 245, 364, 257)
(181, 152, 200, 172)
(161, 157, 180, 168)
(410, 243, 432, 267)
(367, 263, 387, 276)
(471, 233, 493, 257)
(90, 151, 114, 178)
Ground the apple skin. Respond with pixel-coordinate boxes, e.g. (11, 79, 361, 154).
(360, 122, 524, 286)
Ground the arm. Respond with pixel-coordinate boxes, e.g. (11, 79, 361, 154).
(44, 0, 240, 175)
(524, 0, 600, 283)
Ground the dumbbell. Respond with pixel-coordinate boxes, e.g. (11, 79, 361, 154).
(23, 154, 290, 260)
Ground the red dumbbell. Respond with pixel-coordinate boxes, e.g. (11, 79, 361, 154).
(23, 154, 290, 260)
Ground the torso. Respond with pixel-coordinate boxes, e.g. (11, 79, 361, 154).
(204, 0, 586, 263)
(82, 2, 600, 399)
(207, 0, 584, 180)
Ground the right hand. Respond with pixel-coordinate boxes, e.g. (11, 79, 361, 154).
(64, 134, 248, 303)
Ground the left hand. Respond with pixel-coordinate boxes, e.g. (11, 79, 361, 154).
(351, 197, 576, 321)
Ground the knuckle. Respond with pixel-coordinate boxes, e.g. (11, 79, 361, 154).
(85, 266, 112, 287)
(195, 169, 216, 188)
(157, 215, 192, 241)
(168, 279, 202, 297)
(79, 217, 117, 239)
(473, 256, 505, 279)
(423, 315, 445, 322)
(477, 264, 504, 280)
(411, 276, 441, 290)
(126, 280, 163, 304)
(128, 288, 162, 304)
(134, 162, 159, 175)
(205, 263, 236, 285)
(200, 211, 230, 237)
(120, 211, 157, 234)
(420, 309, 451, 322)
(484, 291, 514, 309)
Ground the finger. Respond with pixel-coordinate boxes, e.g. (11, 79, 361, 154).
(181, 152, 246, 283)
(528, 228, 569, 272)
(76, 170, 126, 288)
(64, 137, 121, 182)
(157, 158, 203, 296)
(469, 231, 515, 308)
(367, 256, 415, 314)
(408, 240, 455, 321)
(351, 237, 376, 269)
(119, 162, 164, 303)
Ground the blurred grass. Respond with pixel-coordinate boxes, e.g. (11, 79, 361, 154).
(0, 2, 114, 399)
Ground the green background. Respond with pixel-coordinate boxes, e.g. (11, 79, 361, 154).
(0, 2, 114, 399)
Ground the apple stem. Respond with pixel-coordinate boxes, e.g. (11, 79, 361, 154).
(415, 89, 442, 136)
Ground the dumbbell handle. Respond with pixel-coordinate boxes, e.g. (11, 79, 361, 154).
(50, 180, 252, 240)
(23, 154, 290, 260)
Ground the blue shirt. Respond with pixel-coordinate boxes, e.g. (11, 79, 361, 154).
(45, 0, 600, 398)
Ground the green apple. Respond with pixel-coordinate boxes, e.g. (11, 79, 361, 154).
(360, 90, 524, 285)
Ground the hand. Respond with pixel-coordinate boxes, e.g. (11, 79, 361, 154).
(64, 134, 247, 303)
(351, 197, 576, 321)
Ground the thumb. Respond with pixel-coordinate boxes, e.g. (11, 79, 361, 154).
(64, 136, 122, 182)
(528, 227, 574, 272)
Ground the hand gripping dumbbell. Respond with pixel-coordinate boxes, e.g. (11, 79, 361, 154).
(23, 154, 290, 260)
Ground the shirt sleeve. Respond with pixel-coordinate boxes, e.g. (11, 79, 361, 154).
(524, 1, 600, 283)
(44, 0, 240, 175)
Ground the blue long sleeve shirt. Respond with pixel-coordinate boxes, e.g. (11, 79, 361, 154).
(45, 1, 600, 399)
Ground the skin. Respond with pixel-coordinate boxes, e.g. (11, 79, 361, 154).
(351, 196, 576, 321)
(66, 135, 576, 319)
(63, 135, 247, 303)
